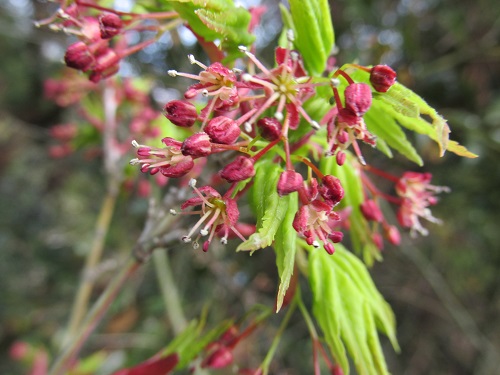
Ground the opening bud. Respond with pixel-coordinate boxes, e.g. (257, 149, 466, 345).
(370, 65, 397, 93)
(277, 170, 303, 196)
(99, 13, 123, 39)
(164, 100, 198, 127)
(360, 200, 384, 222)
(257, 117, 282, 141)
(319, 175, 344, 205)
(181, 132, 212, 158)
(344, 83, 372, 117)
(220, 156, 255, 182)
(205, 116, 241, 144)
(64, 42, 94, 71)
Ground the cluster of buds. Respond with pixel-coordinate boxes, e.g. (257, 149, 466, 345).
(128, 31, 444, 253)
(37, 3, 177, 82)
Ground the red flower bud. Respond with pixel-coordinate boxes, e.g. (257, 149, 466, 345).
(99, 13, 123, 39)
(360, 200, 384, 222)
(344, 83, 372, 117)
(202, 347, 233, 369)
(277, 170, 303, 196)
(160, 157, 194, 178)
(385, 225, 401, 245)
(257, 117, 282, 141)
(64, 42, 94, 71)
(336, 107, 360, 127)
(205, 116, 241, 144)
(319, 175, 344, 205)
(164, 100, 198, 127)
(372, 232, 384, 250)
(220, 156, 255, 182)
(370, 65, 397, 92)
(336, 151, 346, 166)
(89, 49, 120, 82)
(181, 132, 212, 157)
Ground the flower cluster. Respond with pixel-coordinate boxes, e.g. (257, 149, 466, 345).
(130, 40, 402, 254)
(38, 2, 177, 82)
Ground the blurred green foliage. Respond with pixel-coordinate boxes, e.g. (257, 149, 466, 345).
(1, 0, 500, 374)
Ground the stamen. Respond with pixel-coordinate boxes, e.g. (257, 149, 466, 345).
(244, 122, 252, 133)
(220, 237, 228, 245)
(310, 121, 320, 130)
(312, 240, 320, 248)
(192, 241, 200, 249)
(201, 89, 209, 97)
(129, 158, 140, 165)
(287, 29, 295, 42)
(131, 140, 140, 148)
(189, 178, 197, 188)
(274, 112, 284, 121)
(330, 78, 340, 87)
(169, 209, 177, 216)
(200, 229, 209, 236)
(182, 236, 191, 243)
(238, 45, 248, 52)
(168, 70, 178, 77)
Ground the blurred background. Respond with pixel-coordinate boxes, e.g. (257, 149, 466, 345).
(1, 0, 499, 374)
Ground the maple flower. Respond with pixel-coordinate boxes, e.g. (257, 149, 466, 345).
(130, 138, 194, 177)
(168, 55, 238, 124)
(174, 179, 246, 251)
(293, 178, 344, 254)
(239, 43, 320, 130)
(395, 172, 450, 236)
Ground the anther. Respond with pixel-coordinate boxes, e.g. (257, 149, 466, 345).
(189, 178, 197, 188)
(290, 51, 299, 61)
(220, 237, 228, 245)
(167, 70, 178, 77)
(129, 158, 140, 165)
(188, 54, 196, 64)
(238, 45, 248, 52)
(287, 29, 295, 42)
(274, 112, 284, 121)
(131, 140, 140, 148)
(169, 209, 177, 216)
(200, 229, 209, 236)
(182, 236, 192, 243)
(331, 78, 340, 87)
(192, 241, 199, 249)
(241, 73, 252, 82)
(201, 89, 209, 97)
(310, 121, 320, 130)
(244, 122, 252, 133)
(233, 68, 242, 74)
(312, 240, 320, 248)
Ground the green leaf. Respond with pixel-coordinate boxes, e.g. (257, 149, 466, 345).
(289, 0, 334, 74)
(163, 318, 232, 369)
(308, 244, 399, 375)
(321, 154, 381, 265)
(365, 102, 424, 165)
(237, 160, 289, 252)
(274, 192, 298, 312)
(169, 0, 254, 52)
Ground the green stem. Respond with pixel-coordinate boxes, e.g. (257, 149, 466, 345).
(48, 258, 141, 375)
(152, 249, 188, 335)
(259, 299, 297, 375)
(61, 185, 118, 348)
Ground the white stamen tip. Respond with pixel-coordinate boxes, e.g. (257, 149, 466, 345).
(310, 121, 320, 130)
(220, 237, 228, 245)
(312, 240, 320, 248)
(241, 73, 252, 82)
(331, 78, 340, 87)
(167, 70, 178, 77)
(233, 68, 242, 74)
(290, 51, 299, 61)
(129, 158, 140, 165)
(188, 54, 196, 64)
(182, 236, 192, 243)
(169, 209, 177, 216)
(238, 45, 248, 52)
(192, 241, 199, 249)
(274, 112, 284, 121)
(200, 229, 209, 236)
(189, 178, 197, 188)
(287, 29, 295, 42)
(244, 122, 252, 133)
(131, 140, 140, 148)
(201, 89, 209, 97)
(33, 21, 41, 28)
